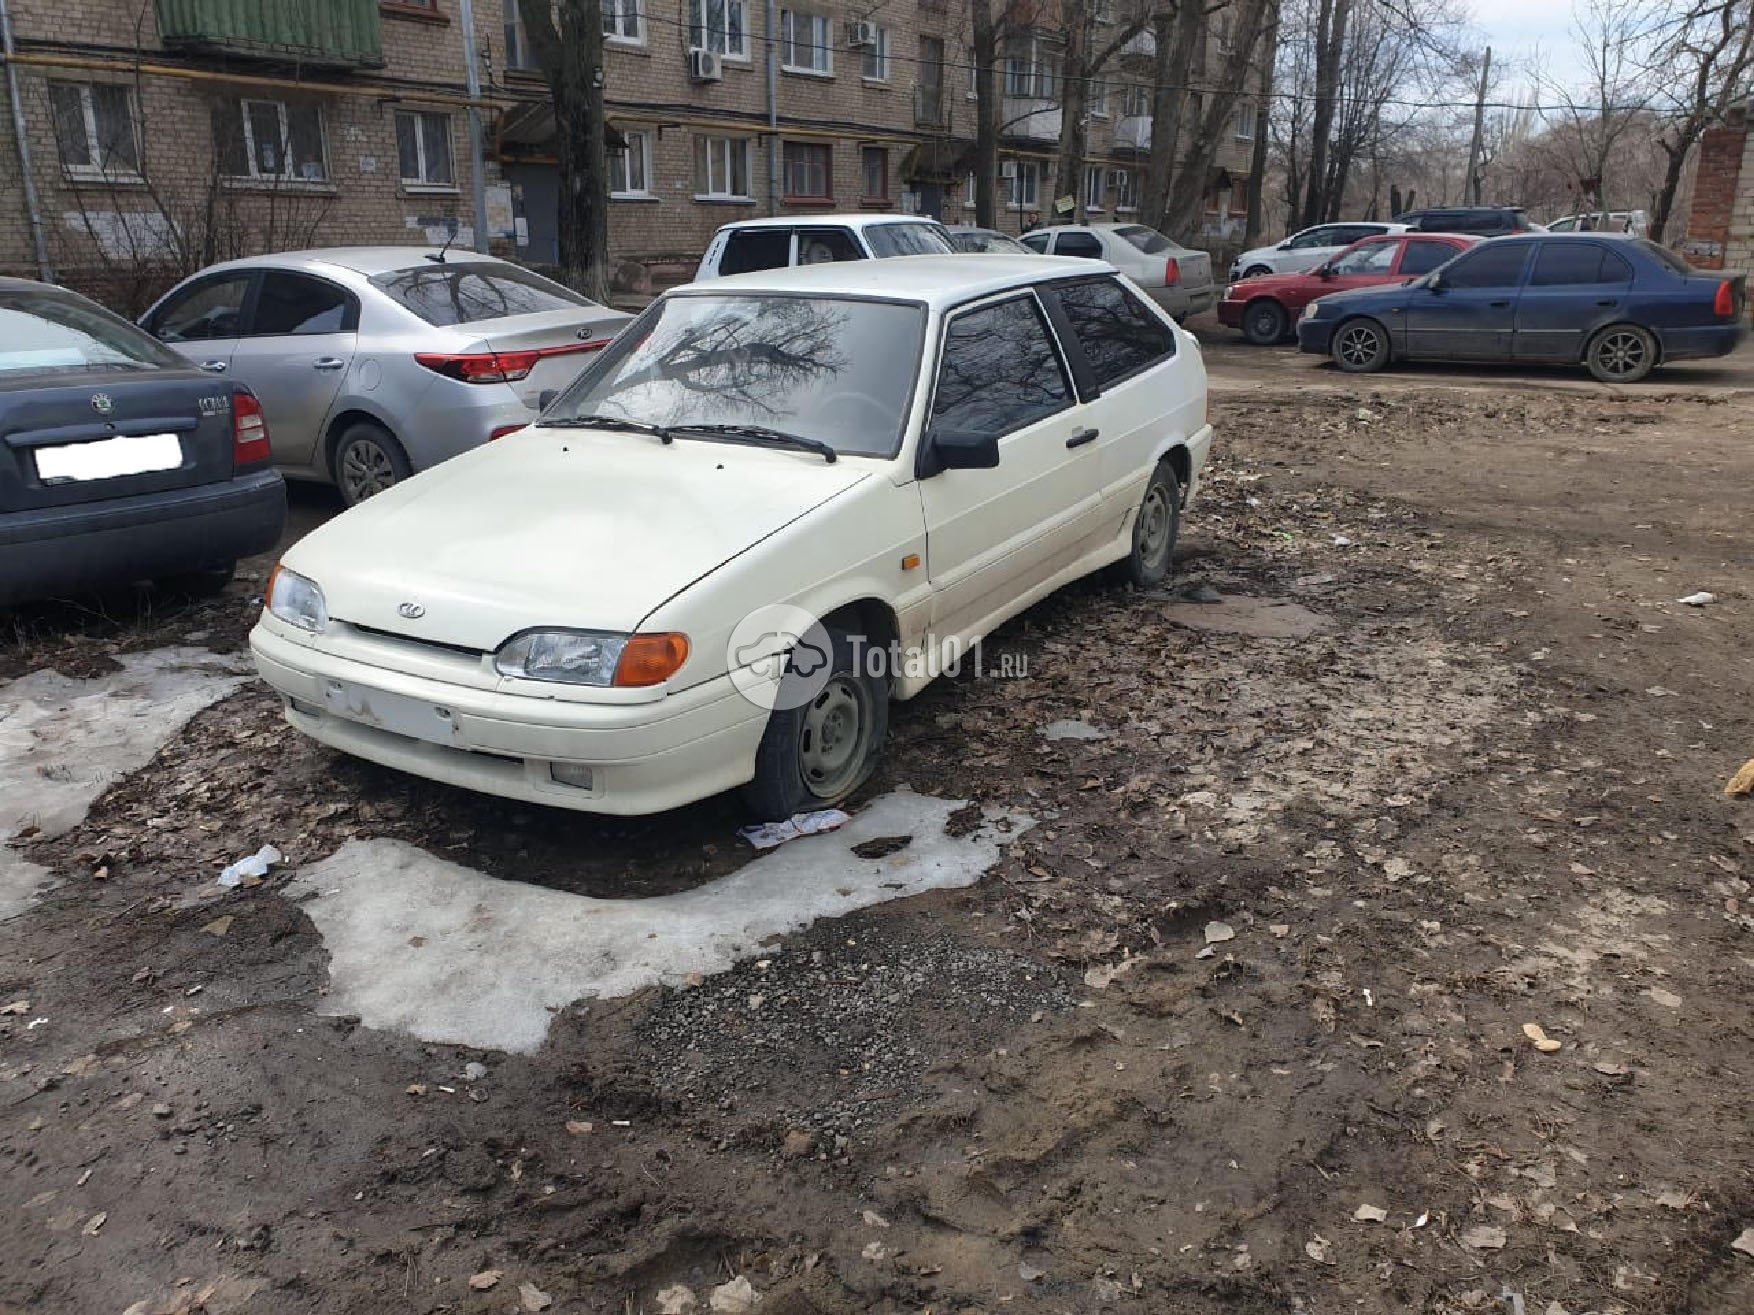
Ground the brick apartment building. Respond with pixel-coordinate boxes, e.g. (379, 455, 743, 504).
(0, 0, 1264, 303)
(1682, 99, 1753, 274)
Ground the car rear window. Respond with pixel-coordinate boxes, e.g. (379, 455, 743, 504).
(864, 222, 954, 258)
(370, 262, 591, 326)
(0, 288, 181, 376)
(1115, 225, 1172, 255)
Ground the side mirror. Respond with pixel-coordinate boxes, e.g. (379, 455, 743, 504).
(1426, 275, 1446, 294)
(537, 388, 559, 412)
(921, 425, 1000, 476)
(1316, 265, 1334, 280)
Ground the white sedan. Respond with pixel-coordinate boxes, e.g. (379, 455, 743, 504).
(1229, 221, 1406, 282)
(251, 256, 1214, 819)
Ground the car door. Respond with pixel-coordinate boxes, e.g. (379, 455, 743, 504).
(144, 271, 254, 376)
(1512, 241, 1635, 362)
(1402, 241, 1532, 359)
(225, 270, 359, 468)
(916, 290, 1101, 637)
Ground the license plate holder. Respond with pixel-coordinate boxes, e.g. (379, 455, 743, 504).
(321, 679, 462, 748)
(34, 433, 183, 483)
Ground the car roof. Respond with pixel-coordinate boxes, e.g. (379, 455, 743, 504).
(182, 247, 510, 278)
(713, 213, 938, 230)
(677, 254, 1116, 307)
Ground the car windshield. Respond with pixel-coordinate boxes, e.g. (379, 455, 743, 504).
(864, 222, 954, 258)
(0, 289, 181, 376)
(370, 262, 592, 326)
(549, 293, 927, 458)
(1115, 224, 1173, 255)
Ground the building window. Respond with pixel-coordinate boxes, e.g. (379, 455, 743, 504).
(610, 129, 652, 196)
(1082, 164, 1105, 212)
(215, 99, 327, 182)
(48, 82, 139, 178)
(690, 0, 748, 59)
(1003, 36, 1058, 99)
(1124, 83, 1151, 117)
(780, 10, 833, 74)
(1005, 159, 1040, 209)
(860, 26, 890, 81)
(964, 172, 977, 205)
(394, 109, 455, 188)
(1088, 79, 1108, 117)
(861, 146, 888, 201)
(966, 46, 978, 99)
(1112, 167, 1136, 211)
(602, 0, 643, 44)
(782, 140, 832, 201)
(697, 134, 751, 199)
(1235, 102, 1258, 141)
(917, 36, 944, 126)
(503, 10, 540, 69)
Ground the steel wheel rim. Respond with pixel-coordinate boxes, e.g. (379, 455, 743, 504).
(1138, 484, 1172, 566)
(1597, 331, 1646, 377)
(1338, 325, 1380, 367)
(341, 440, 396, 501)
(798, 675, 870, 799)
(1250, 305, 1282, 339)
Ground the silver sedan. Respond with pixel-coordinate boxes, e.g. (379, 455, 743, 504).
(1019, 223, 1216, 321)
(141, 248, 631, 504)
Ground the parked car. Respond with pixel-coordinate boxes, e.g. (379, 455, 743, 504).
(1229, 221, 1406, 281)
(1546, 210, 1648, 237)
(251, 255, 1213, 819)
(1019, 224, 1216, 321)
(1391, 206, 1542, 236)
(1219, 232, 1479, 344)
(694, 214, 954, 279)
(141, 249, 631, 506)
(1, 278, 285, 607)
(946, 226, 1037, 255)
(1297, 234, 1745, 383)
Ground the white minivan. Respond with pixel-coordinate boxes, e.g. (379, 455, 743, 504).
(695, 213, 955, 279)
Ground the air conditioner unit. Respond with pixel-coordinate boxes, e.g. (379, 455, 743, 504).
(689, 49, 724, 82)
(1000, 160, 1018, 179)
(848, 20, 878, 47)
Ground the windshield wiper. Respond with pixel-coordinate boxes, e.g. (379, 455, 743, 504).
(673, 423, 838, 464)
(537, 414, 675, 444)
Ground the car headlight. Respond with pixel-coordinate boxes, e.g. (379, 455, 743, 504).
(266, 565, 328, 633)
(494, 629, 689, 687)
(1301, 300, 1321, 322)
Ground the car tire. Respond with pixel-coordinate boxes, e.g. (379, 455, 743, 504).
(742, 625, 890, 822)
(156, 563, 235, 598)
(1585, 323, 1657, 384)
(1113, 460, 1183, 588)
(1331, 317, 1391, 373)
(1242, 299, 1289, 345)
(332, 421, 411, 506)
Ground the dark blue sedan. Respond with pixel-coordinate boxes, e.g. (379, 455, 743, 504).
(1296, 234, 1744, 383)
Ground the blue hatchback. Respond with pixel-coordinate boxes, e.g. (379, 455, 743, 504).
(1296, 234, 1745, 383)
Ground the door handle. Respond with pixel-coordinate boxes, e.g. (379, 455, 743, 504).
(1066, 427, 1100, 449)
(312, 357, 346, 371)
(200, 359, 227, 373)
(1489, 300, 1511, 309)
(1596, 299, 1618, 307)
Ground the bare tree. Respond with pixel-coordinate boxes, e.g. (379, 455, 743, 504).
(1645, 0, 1754, 240)
(517, 0, 611, 301)
(1052, 0, 1152, 223)
(1537, 0, 1659, 221)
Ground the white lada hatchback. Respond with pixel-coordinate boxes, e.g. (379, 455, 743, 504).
(251, 255, 1214, 819)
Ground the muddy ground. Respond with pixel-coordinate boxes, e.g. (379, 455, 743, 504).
(2, 352, 1753, 1315)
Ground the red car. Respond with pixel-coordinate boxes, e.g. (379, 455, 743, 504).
(1218, 232, 1481, 344)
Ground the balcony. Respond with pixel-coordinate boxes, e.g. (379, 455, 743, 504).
(1001, 96, 1061, 144)
(1119, 30, 1156, 60)
(1112, 115, 1152, 152)
(156, 0, 385, 69)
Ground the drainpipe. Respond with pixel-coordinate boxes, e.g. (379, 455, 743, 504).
(764, 0, 778, 214)
(457, 0, 490, 253)
(0, 0, 53, 281)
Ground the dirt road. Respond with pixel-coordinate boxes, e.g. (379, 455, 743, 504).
(3, 366, 1752, 1314)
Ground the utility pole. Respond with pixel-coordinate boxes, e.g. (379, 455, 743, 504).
(1464, 45, 1490, 206)
(458, 0, 490, 253)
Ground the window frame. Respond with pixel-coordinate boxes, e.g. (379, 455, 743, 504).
(689, 0, 750, 61)
(1438, 241, 1533, 289)
(1111, 168, 1137, 212)
(1529, 240, 1633, 287)
(48, 81, 141, 180)
(1082, 164, 1106, 213)
(394, 108, 455, 190)
(227, 97, 329, 184)
(245, 268, 360, 337)
(609, 128, 654, 198)
(697, 134, 753, 201)
(1005, 159, 1041, 209)
(861, 26, 890, 81)
(602, 0, 645, 45)
(1042, 273, 1176, 393)
(1235, 102, 1257, 141)
(860, 145, 889, 203)
(779, 8, 833, 75)
(781, 139, 834, 202)
(145, 271, 258, 344)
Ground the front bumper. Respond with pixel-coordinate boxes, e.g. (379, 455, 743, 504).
(251, 621, 771, 815)
(1296, 316, 1337, 356)
(1216, 297, 1246, 329)
(0, 468, 285, 606)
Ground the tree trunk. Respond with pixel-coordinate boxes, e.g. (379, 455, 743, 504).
(1143, 3, 1201, 231)
(519, 0, 610, 302)
(1161, 0, 1270, 240)
(973, 0, 1000, 227)
(1053, 0, 1092, 222)
(1243, 0, 1278, 248)
(1300, 0, 1349, 228)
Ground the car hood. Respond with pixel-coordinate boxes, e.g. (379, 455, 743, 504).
(283, 429, 873, 651)
(1226, 269, 1314, 297)
(1311, 282, 1415, 312)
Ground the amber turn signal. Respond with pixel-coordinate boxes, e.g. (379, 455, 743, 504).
(614, 632, 690, 687)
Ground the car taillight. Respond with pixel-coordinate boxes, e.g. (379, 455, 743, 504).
(488, 423, 526, 441)
(415, 339, 611, 385)
(1165, 257, 1180, 287)
(233, 391, 271, 466)
(1713, 279, 1735, 319)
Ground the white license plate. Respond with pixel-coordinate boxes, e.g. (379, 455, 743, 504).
(35, 433, 182, 483)
(321, 679, 461, 748)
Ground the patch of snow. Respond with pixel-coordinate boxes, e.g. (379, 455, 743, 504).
(289, 789, 1031, 1053)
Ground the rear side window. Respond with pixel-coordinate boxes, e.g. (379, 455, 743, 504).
(932, 295, 1071, 437)
(371, 262, 590, 325)
(1441, 243, 1530, 288)
(251, 271, 354, 335)
(1529, 243, 1633, 286)
(1115, 224, 1172, 255)
(1397, 239, 1457, 276)
(719, 228, 792, 275)
(152, 274, 251, 342)
(1053, 276, 1175, 385)
(0, 289, 180, 375)
(865, 222, 954, 257)
(1054, 231, 1104, 259)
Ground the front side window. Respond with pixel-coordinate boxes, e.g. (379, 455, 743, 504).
(690, 0, 748, 59)
(602, 0, 644, 43)
(251, 271, 352, 335)
(554, 293, 928, 458)
(861, 27, 890, 80)
(698, 135, 752, 198)
(779, 9, 832, 73)
(1286, 226, 1334, 250)
(48, 82, 139, 177)
(610, 129, 653, 196)
(782, 141, 832, 200)
(371, 263, 592, 326)
(1529, 242, 1633, 286)
(1397, 239, 1459, 276)
(1053, 276, 1174, 385)
(1441, 243, 1530, 288)
(865, 222, 953, 257)
(932, 295, 1071, 438)
(1329, 241, 1398, 276)
(152, 275, 252, 343)
(216, 98, 326, 182)
(0, 287, 179, 375)
(395, 110, 454, 187)
(861, 146, 888, 202)
(1020, 231, 1051, 253)
(797, 227, 860, 263)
